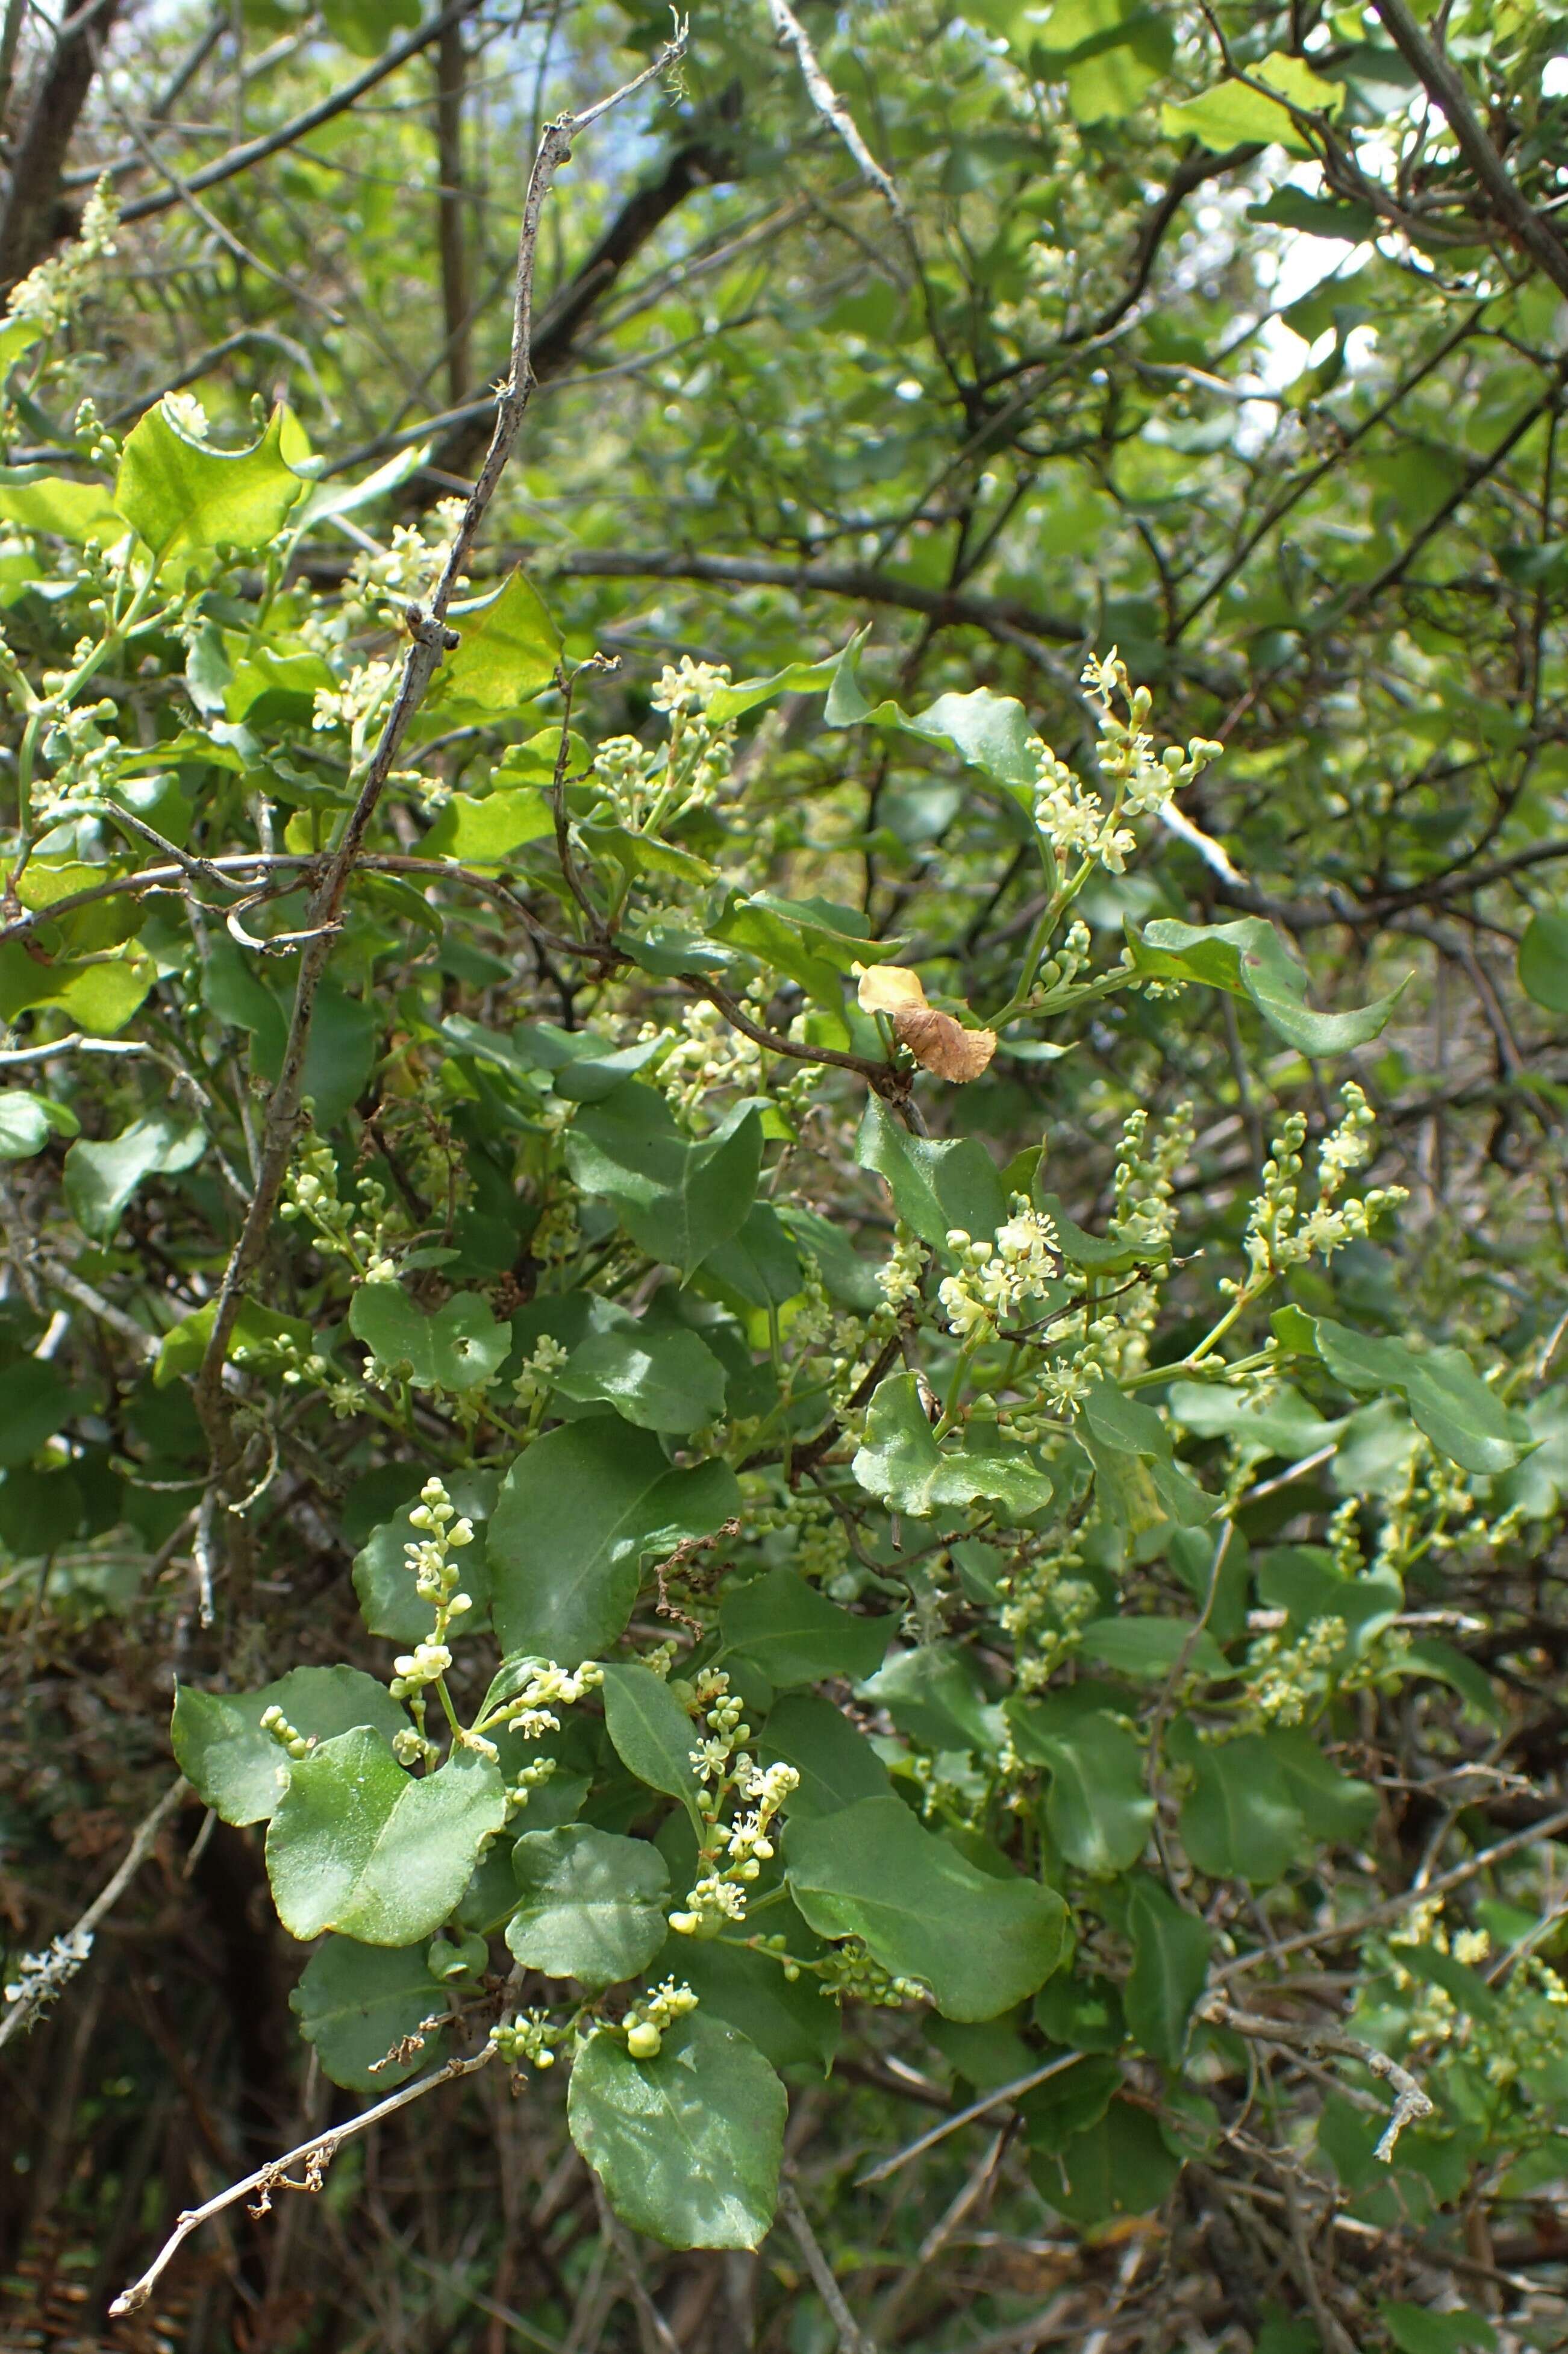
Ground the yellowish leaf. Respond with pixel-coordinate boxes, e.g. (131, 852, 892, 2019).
(855, 962, 928, 1016)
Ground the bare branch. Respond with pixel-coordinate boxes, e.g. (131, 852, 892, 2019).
(117, 0, 489, 228)
(1204, 1996, 1434, 2165)
(1370, 0, 1568, 300)
(855, 2050, 1087, 2187)
(192, 30, 689, 1469)
(0, 0, 123, 288)
(555, 546, 1080, 646)
(111, 2045, 498, 2315)
(763, 0, 904, 226)
(0, 1776, 187, 2051)
(776, 2177, 875, 2354)
(1216, 1805, 1568, 1979)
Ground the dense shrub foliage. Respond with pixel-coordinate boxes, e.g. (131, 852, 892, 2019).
(5, 4, 1568, 2352)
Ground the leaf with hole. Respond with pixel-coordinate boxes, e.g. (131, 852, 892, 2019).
(115, 402, 307, 557)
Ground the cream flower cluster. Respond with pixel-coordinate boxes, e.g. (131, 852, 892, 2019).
(645, 994, 763, 1116)
(1233, 1085, 1405, 1292)
(650, 656, 731, 716)
(1030, 650, 1224, 875)
(936, 1197, 1062, 1345)
(7, 177, 119, 333)
(669, 1672, 798, 1935)
(622, 1977, 700, 2060)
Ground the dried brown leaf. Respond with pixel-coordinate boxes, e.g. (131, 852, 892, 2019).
(893, 1007, 998, 1083)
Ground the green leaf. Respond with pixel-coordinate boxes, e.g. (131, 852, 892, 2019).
(0, 942, 157, 1037)
(854, 1373, 1055, 1520)
(0, 1091, 57, 1159)
(507, 1824, 669, 1989)
(420, 788, 554, 865)
(565, 1089, 763, 1277)
(0, 1464, 83, 1554)
(293, 439, 429, 528)
(552, 1036, 669, 1104)
(0, 465, 124, 545)
(489, 1419, 741, 1665)
(1498, 1385, 1568, 1520)
(696, 1203, 805, 1313)
(707, 633, 869, 723)
(349, 1285, 510, 1392)
(0, 1360, 82, 1470)
(600, 1662, 705, 1829)
(775, 1204, 882, 1312)
(861, 1643, 1002, 1757)
(1017, 2056, 1122, 2154)
(1030, 0, 1175, 122)
(1405, 1635, 1507, 1729)
(1263, 1728, 1379, 1841)
(1006, 1698, 1155, 1874)
(823, 645, 1039, 794)
(1307, 1316, 1520, 1478)
(251, 978, 376, 1130)
(1161, 54, 1338, 155)
(567, 2012, 786, 2250)
(708, 895, 851, 1027)
(669, 1929, 839, 2074)
(114, 402, 307, 557)
(555, 1309, 728, 1433)
(1248, 186, 1379, 240)
(758, 1693, 893, 1818)
(290, 1935, 447, 2093)
(0, 317, 43, 369)
(1078, 1381, 1214, 1532)
(1519, 906, 1568, 1013)
(1179, 1732, 1304, 1885)
(1035, 1968, 1125, 2053)
(63, 1110, 205, 1241)
(1124, 1879, 1213, 2065)
(155, 1296, 311, 1388)
(352, 1467, 499, 1644)
(856, 1094, 1008, 1250)
(1032, 2098, 1181, 2223)
(1076, 1617, 1228, 1682)
(434, 571, 561, 715)
(1379, 2305, 1497, 2354)
(719, 1568, 890, 1688)
(1167, 1380, 1343, 1462)
(265, 1730, 507, 1944)
(786, 1794, 1067, 2020)
(319, 0, 421, 52)
(1128, 916, 1403, 1054)
(171, 1666, 410, 1826)
(347, 1280, 426, 1375)
(1037, 1189, 1151, 1276)
(1255, 1545, 1401, 1658)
